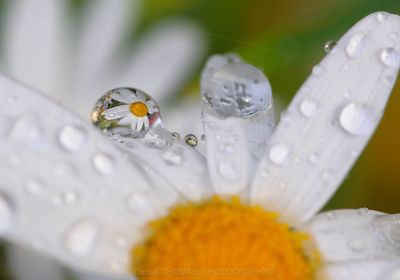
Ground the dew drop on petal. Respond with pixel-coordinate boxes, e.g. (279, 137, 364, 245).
(312, 65, 324, 76)
(142, 127, 173, 149)
(308, 153, 319, 164)
(59, 125, 87, 152)
(92, 153, 116, 176)
(63, 190, 78, 205)
(269, 144, 290, 165)
(326, 211, 336, 221)
(376, 12, 388, 23)
(9, 114, 43, 148)
(322, 171, 334, 183)
(25, 179, 44, 196)
(347, 239, 366, 252)
(163, 146, 185, 166)
(346, 33, 366, 58)
(339, 103, 376, 135)
(218, 160, 239, 181)
(380, 48, 400, 68)
(126, 193, 153, 219)
(299, 99, 317, 118)
(0, 193, 14, 234)
(324, 40, 337, 54)
(64, 220, 99, 257)
(183, 134, 198, 148)
(358, 207, 369, 216)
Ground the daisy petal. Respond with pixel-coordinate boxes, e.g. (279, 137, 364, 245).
(303, 209, 400, 262)
(135, 118, 143, 132)
(2, 0, 66, 100)
(102, 105, 130, 120)
(110, 88, 140, 104)
(251, 12, 400, 224)
(0, 74, 181, 277)
(201, 55, 275, 195)
(118, 114, 135, 126)
(322, 260, 400, 280)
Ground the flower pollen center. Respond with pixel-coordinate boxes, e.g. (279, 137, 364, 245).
(131, 196, 318, 280)
(130, 102, 149, 117)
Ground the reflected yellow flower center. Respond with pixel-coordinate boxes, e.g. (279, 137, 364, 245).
(130, 102, 149, 117)
(131, 196, 318, 280)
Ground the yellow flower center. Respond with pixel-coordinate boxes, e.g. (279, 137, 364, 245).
(130, 102, 149, 117)
(131, 196, 318, 280)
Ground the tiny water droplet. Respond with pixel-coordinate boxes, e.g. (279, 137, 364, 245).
(380, 48, 400, 68)
(59, 125, 87, 152)
(324, 40, 337, 53)
(326, 211, 336, 220)
(63, 190, 78, 205)
(308, 153, 319, 164)
(9, 114, 43, 148)
(171, 132, 181, 140)
(163, 146, 185, 166)
(312, 65, 324, 76)
(376, 12, 388, 23)
(358, 207, 369, 216)
(322, 171, 334, 183)
(339, 103, 376, 135)
(183, 134, 198, 148)
(269, 144, 290, 165)
(299, 99, 317, 118)
(347, 239, 366, 252)
(25, 179, 44, 196)
(346, 33, 366, 58)
(64, 220, 99, 257)
(0, 193, 14, 234)
(92, 153, 116, 176)
(218, 160, 238, 181)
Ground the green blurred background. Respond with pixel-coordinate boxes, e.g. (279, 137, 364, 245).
(0, 0, 400, 279)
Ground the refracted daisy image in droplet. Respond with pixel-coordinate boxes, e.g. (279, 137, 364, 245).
(91, 88, 162, 138)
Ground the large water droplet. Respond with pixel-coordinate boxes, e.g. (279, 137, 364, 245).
(64, 220, 99, 257)
(380, 48, 400, 68)
(59, 125, 87, 152)
(339, 103, 376, 135)
(299, 99, 317, 118)
(142, 127, 173, 149)
(9, 114, 43, 148)
(91, 87, 162, 139)
(0, 193, 14, 234)
(346, 33, 366, 58)
(269, 144, 290, 165)
(92, 153, 116, 176)
(163, 146, 185, 166)
(218, 160, 239, 181)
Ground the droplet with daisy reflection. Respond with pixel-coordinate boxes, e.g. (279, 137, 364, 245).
(91, 87, 162, 138)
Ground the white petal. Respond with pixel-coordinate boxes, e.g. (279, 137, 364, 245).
(302, 209, 400, 262)
(0, 74, 181, 277)
(143, 116, 149, 129)
(118, 114, 135, 126)
(114, 19, 206, 102)
(2, 0, 66, 100)
(321, 260, 400, 280)
(201, 56, 275, 195)
(110, 88, 139, 104)
(251, 12, 400, 224)
(135, 118, 143, 132)
(102, 105, 130, 120)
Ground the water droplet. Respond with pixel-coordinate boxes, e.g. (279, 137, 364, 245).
(376, 12, 388, 23)
(346, 33, 366, 58)
(63, 190, 78, 205)
(326, 211, 336, 221)
(312, 65, 324, 76)
(163, 146, 185, 166)
(299, 99, 317, 118)
(218, 160, 238, 181)
(308, 153, 319, 164)
(358, 207, 369, 216)
(339, 103, 376, 135)
(347, 239, 366, 252)
(269, 144, 290, 165)
(25, 179, 44, 196)
(183, 134, 198, 148)
(92, 153, 116, 176)
(324, 40, 337, 53)
(0, 193, 14, 234)
(390, 32, 399, 40)
(322, 171, 334, 183)
(383, 76, 395, 86)
(126, 193, 153, 218)
(59, 125, 87, 152)
(9, 114, 43, 148)
(171, 132, 181, 140)
(380, 48, 400, 68)
(142, 127, 173, 149)
(91, 87, 162, 139)
(64, 220, 99, 257)
(201, 61, 272, 117)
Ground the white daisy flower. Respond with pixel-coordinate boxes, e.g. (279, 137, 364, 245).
(0, 11, 399, 280)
